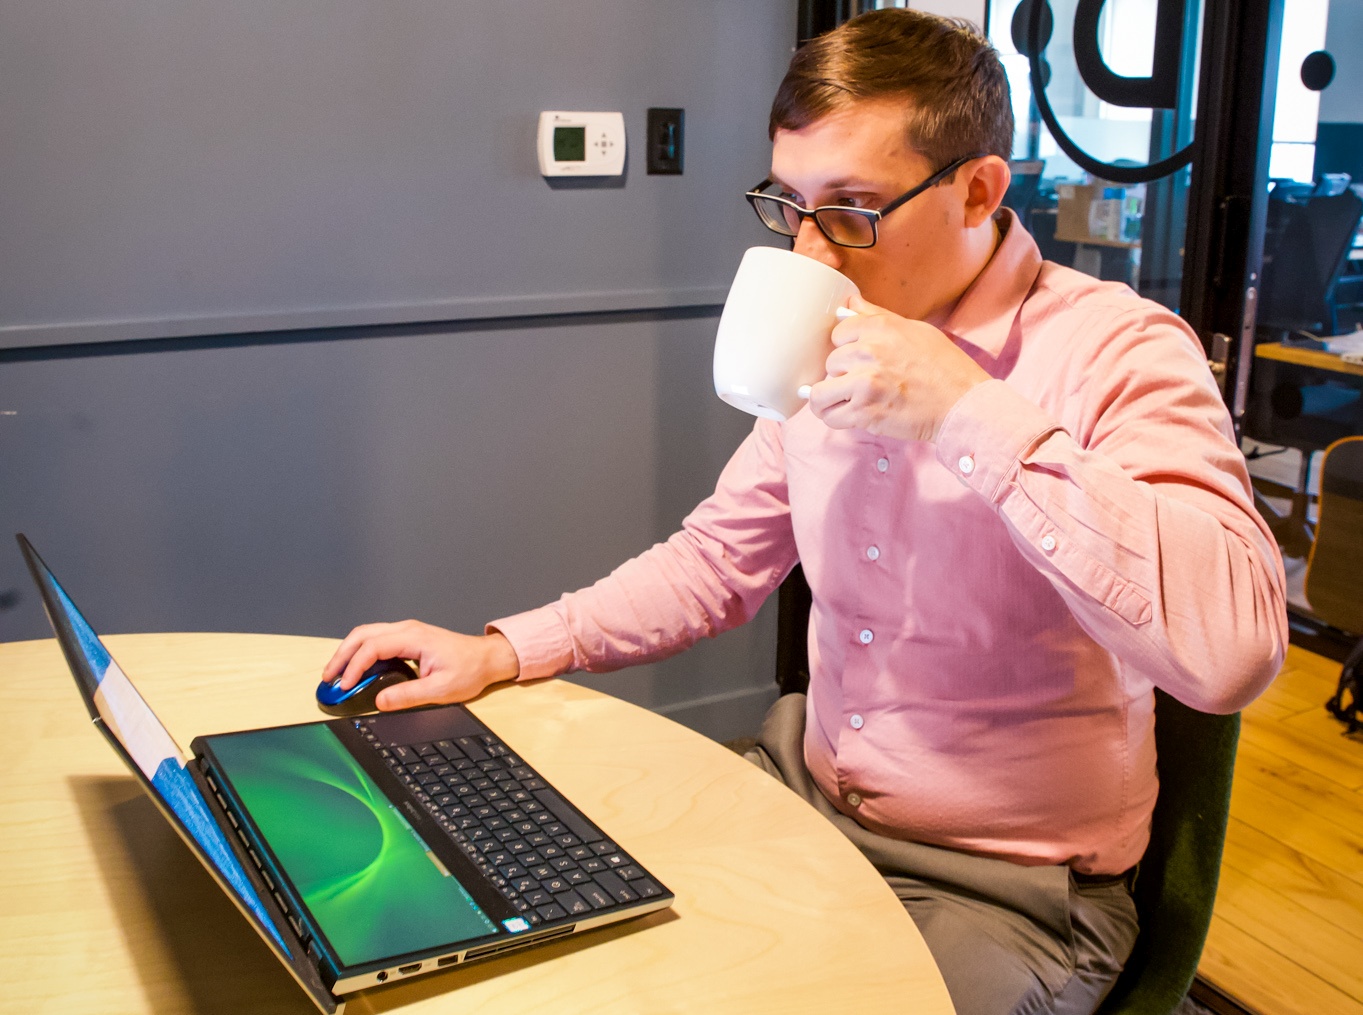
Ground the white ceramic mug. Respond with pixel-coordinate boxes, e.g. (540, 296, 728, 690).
(713, 246, 860, 421)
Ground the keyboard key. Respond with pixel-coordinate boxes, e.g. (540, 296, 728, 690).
(512, 898, 530, 912)
(506, 841, 529, 854)
(555, 889, 593, 916)
(415, 743, 438, 756)
(617, 865, 645, 881)
(632, 878, 663, 899)
(435, 740, 464, 762)
(512, 877, 539, 893)
(484, 817, 507, 830)
(456, 736, 489, 761)
(593, 871, 638, 904)
(520, 850, 544, 866)
(590, 841, 618, 856)
(569, 845, 593, 860)
(527, 832, 550, 847)
(543, 876, 570, 894)
(472, 777, 494, 791)
(536, 903, 567, 921)
(544, 823, 566, 837)
(603, 853, 630, 868)
(555, 833, 581, 848)
(390, 746, 416, 764)
(551, 857, 577, 872)
(579, 884, 615, 910)
(523, 889, 553, 907)
(469, 828, 491, 842)
(499, 864, 526, 879)
(488, 850, 513, 866)
(566, 869, 591, 885)
(581, 858, 606, 873)
(523, 801, 545, 815)
(540, 844, 564, 859)
(495, 828, 518, 842)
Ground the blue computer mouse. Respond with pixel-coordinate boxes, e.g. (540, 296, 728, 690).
(316, 657, 419, 716)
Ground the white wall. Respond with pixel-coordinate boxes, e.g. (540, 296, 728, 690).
(1319, 0, 1363, 122)
(911, 0, 987, 30)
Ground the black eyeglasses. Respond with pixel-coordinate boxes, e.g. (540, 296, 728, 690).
(745, 153, 985, 249)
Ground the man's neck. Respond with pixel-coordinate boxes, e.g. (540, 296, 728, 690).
(922, 214, 1004, 329)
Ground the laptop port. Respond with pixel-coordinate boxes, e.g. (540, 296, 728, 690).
(398, 963, 422, 975)
(375, 971, 388, 983)
(437, 955, 460, 967)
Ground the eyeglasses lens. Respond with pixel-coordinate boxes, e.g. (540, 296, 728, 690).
(813, 210, 875, 248)
(752, 196, 800, 237)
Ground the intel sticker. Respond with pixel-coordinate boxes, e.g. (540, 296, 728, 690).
(502, 917, 530, 934)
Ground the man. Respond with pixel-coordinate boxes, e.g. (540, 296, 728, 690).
(323, 11, 1287, 1014)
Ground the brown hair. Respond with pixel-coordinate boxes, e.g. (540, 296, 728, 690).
(769, 9, 1014, 171)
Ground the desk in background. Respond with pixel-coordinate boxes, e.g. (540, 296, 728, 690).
(0, 633, 954, 1015)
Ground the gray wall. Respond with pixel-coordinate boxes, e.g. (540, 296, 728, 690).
(0, 1, 797, 739)
(0, 0, 795, 347)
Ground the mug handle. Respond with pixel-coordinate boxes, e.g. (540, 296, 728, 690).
(797, 306, 859, 400)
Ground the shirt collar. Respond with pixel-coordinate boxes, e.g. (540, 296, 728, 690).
(940, 207, 1043, 360)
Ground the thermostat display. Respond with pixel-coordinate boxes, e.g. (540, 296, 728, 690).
(537, 111, 625, 177)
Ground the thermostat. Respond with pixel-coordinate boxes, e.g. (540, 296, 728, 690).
(537, 111, 626, 177)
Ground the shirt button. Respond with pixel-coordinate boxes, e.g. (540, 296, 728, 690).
(1041, 534, 1057, 552)
(846, 792, 862, 807)
(866, 545, 880, 561)
(858, 629, 874, 645)
(849, 714, 864, 730)
(958, 455, 975, 475)
(876, 457, 889, 473)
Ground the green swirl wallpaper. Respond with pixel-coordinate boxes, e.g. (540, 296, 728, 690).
(208, 723, 497, 966)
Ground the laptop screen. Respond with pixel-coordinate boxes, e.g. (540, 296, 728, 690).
(21, 540, 290, 955)
(205, 723, 499, 966)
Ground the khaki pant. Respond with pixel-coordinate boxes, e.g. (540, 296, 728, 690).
(745, 694, 1139, 1015)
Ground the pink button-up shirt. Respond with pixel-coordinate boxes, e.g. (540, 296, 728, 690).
(492, 211, 1287, 874)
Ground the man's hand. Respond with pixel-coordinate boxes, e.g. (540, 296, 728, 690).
(321, 621, 521, 710)
(807, 293, 991, 442)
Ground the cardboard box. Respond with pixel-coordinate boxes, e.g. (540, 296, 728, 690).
(1055, 182, 1142, 245)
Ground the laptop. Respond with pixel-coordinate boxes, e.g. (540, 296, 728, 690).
(18, 534, 674, 1014)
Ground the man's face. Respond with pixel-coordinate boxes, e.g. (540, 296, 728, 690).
(768, 97, 983, 322)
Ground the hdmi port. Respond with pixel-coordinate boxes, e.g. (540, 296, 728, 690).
(398, 962, 422, 975)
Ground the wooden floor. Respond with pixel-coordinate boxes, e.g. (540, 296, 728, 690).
(1198, 644, 1363, 1015)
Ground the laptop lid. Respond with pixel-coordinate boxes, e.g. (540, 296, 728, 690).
(16, 534, 342, 1014)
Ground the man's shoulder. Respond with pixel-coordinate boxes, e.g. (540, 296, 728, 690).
(1026, 260, 1199, 348)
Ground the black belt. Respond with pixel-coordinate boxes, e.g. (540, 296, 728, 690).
(1071, 864, 1139, 891)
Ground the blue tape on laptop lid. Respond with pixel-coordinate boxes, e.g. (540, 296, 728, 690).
(15, 534, 342, 1015)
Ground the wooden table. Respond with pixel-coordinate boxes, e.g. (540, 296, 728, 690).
(1255, 341, 1363, 379)
(0, 633, 953, 1015)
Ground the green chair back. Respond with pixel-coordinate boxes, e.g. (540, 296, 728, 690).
(1098, 690, 1240, 1015)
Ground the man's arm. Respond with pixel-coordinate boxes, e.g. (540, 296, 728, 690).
(932, 308, 1287, 713)
(323, 420, 800, 708)
(809, 293, 1286, 714)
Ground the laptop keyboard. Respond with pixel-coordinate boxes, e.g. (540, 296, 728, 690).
(352, 717, 665, 927)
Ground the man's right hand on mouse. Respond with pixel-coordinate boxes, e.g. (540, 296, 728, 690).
(321, 621, 521, 710)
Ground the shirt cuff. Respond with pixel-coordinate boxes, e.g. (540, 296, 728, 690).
(485, 606, 575, 682)
(935, 378, 1061, 504)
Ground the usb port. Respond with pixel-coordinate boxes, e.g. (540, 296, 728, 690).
(398, 962, 422, 975)
(437, 955, 460, 967)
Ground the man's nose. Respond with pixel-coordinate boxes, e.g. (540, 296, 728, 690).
(793, 217, 844, 270)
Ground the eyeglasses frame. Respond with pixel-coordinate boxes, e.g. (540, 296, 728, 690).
(744, 153, 988, 249)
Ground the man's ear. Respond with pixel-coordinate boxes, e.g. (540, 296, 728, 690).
(961, 156, 1011, 228)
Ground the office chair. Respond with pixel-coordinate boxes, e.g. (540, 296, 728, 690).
(1304, 436, 1363, 734)
(1259, 189, 1363, 337)
(770, 568, 1239, 1015)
